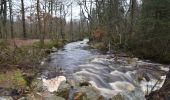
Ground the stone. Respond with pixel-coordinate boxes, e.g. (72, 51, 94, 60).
(55, 81, 70, 99)
(97, 95, 105, 100)
(51, 47, 58, 52)
(58, 81, 70, 91)
(0, 96, 13, 100)
(44, 94, 65, 100)
(18, 97, 27, 100)
(79, 86, 101, 100)
(111, 94, 124, 100)
(73, 92, 87, 100)
(42, 76, 66, 92)
(55, 88, 69, 99)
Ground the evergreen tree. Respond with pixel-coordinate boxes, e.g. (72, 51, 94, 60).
(129, 0, 170, 63)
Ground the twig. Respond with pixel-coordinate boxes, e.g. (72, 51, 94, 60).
(150, 80, 159, 93)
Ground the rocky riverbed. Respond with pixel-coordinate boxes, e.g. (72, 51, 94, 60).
(0, 39, 169, 100)
(40, 39, 169, 100)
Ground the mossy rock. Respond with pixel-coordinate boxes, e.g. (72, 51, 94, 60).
(55, 81, 71, 99)
(79, 86, 101, 100)
(73, 92, 87, 100)
(97, 95, 105, 100)
(55, 88, 70, 99)
(111, 94, 124, 100)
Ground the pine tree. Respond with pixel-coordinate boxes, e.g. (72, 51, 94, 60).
(130, 0, 170, 62)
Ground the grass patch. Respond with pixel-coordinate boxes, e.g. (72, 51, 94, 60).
(0, 74, 5, 81)
(32, 39, 64, 49)
(0, 39, 64, 66)
(0, 69, 26, 88)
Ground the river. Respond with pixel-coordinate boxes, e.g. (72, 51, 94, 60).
(43, 39, 168, 100)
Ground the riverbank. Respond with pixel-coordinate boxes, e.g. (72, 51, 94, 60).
(0, 39, 64, 99)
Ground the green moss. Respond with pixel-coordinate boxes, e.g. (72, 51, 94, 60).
(12, 70, 26, 86)
(0, 69, 26, 88)
(0, 74, 5, 81)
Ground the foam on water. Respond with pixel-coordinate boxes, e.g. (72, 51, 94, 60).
(109, 81, 135, 91)
(74, 70, 112, 88)
(140, 75, 166, 94)
(110, 70, 134, 82)
(160, 66, 169, 72)
(89, 81, 121, 98)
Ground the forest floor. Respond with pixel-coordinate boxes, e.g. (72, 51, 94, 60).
(0, 39, 50, 71)
(7, 39, 50, 47)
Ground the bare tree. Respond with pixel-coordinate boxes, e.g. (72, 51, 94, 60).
(70, 2, 73, 41)
(37, 0, 44, 45)
(21, 0, 27, 39)
(0, 0, 7, 38)
(9, 0, 14, 38)
(129, 0, 138, 35)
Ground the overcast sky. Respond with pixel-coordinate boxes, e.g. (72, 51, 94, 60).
(12, 0, 140, 22)
(12, 0, 80, 22)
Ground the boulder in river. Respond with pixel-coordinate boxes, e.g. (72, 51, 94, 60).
(55, 81, 71, 99)
(42, 76, 66, 92)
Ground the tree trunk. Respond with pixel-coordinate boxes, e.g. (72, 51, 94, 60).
(60, 4, 64, 40)
(9, 0, 14, 38)
(50, 0, 53, 38)
(0, 0, 3, 38)
(2, 0, 7, 39)
(70, 3, 73, 41)
(37, 0, 44, 45)
(21, 0, 27, 39)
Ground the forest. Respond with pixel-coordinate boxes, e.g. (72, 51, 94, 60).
(0, 0, 170, 100)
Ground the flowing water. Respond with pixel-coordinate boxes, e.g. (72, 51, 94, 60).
(44, 39, 168, 100)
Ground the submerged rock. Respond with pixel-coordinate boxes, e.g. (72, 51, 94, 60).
(111, 88, 145, 100)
